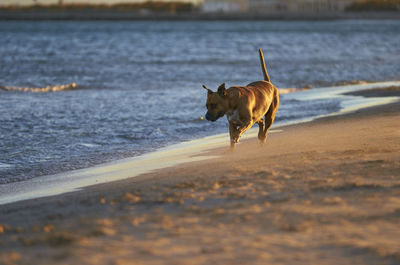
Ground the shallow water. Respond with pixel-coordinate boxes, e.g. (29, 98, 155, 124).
(0, 20, 400, 183)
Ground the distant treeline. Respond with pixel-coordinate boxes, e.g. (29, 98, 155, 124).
(346, 0, 400, 11)
(0, 2, 197, 13)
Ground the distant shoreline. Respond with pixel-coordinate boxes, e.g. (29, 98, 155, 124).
(1, 10, 400, 21)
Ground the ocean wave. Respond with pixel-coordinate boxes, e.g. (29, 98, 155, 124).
(0, 83, 78, 93)
(0, 163, 13, 169)
(277, 80, 370, 94)
(278, 88, 302, 94)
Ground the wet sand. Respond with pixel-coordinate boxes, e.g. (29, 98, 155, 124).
(0, 93, 399, 264)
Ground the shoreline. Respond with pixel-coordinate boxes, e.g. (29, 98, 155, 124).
(1, 11, 400, 21)
(0, 81, 399, 205)
(0, 92, 399, 264)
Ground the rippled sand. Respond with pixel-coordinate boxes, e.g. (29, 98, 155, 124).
(0, 98, 399, 265)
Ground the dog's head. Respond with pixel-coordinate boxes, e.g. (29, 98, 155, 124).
(203, 83, 229, 122)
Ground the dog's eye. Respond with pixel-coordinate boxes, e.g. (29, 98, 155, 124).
(210, 104, 217, 109)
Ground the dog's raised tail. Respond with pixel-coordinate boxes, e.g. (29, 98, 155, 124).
(258, 48, 270, 82)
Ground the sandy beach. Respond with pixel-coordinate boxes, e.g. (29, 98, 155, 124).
(0, 88, 399, 265)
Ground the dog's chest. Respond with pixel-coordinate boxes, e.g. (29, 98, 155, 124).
(226, 110, 241, 124)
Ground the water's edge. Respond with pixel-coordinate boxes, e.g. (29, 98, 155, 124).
(0, 81, 399, 205)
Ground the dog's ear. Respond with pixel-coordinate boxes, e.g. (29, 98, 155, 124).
(217, 83, 226, 97)
(202, 85, 213, 95)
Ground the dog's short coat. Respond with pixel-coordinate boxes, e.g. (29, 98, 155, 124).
(203, 49, 279, 149)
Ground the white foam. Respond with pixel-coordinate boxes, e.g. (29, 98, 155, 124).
(278, 88, 300, 94)
(1, 83, 78, 93)
(283, 81, 400, 116)
(283, 81, 399, 101)
(80, 143, 99, 148)
(0, 163, 12, 169)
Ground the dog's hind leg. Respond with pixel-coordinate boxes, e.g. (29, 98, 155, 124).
(257, 118, 265, 143)
(261, 91, 279, 142)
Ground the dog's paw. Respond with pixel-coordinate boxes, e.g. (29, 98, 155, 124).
(228, 142, 236, 151)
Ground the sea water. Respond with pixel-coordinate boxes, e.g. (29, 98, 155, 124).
(1, 20, 400, 184)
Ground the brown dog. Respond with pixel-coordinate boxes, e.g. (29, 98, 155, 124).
(203, 49, 279, 149)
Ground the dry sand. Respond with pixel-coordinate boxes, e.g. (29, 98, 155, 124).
(0, 91, 399, 265)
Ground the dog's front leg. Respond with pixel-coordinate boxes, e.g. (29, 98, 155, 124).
(233, 120, 253, 144)
(229, 121, 239, 149)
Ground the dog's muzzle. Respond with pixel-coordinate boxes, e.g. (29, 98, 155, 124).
(205, 111, 223, 122)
